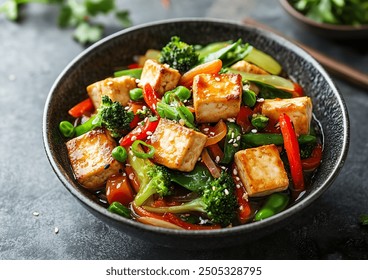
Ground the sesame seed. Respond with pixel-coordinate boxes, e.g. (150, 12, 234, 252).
(215, 77, 220, 82)
(251, 129, 258, 133)
(236, 135, 241, 141)
(106, 188, 110, 195)
(54, 227, 59, 234)
(239, 205, 244, 211)
(228, 138, 233, 144)
(236, 184, 241, 189)
(131, 135, 137, 141)
(212, 186, 216, 191)
(231, 132, 235, 139)
(233, 143, 239, 147)
(215, 156, 220, 163)
(136, 127, 142, 133)
(242, 193, 249, 201)
(124, 106, 130, 110)
(203, 128, 209, 132)
(209, 132, 215, 136)
(122, 173, 127, 176)
(146, 131, 153, 135)
(129, 173, 135, 180)
(235, 176, 240, 181)
(227, 118, 235, 123)
(233, 169, 238, 175)
(125, 163, 131, 167)
(224, 189, 229, 195)
(33, 212, 39, 217)
(147, 136, 151, 140)
(152, 104, 156, 110)
(135, 79, 141, 84)
(220, 166, 227, 170)
(197, 157, 202, 161)
(252, 113, 258, 118)
(132, 156, 137, 162)
(257, 98, 265, 102)
(142, 106, 147, 110)
(179, 119, 185, 126)
(116, 183, 121, 189)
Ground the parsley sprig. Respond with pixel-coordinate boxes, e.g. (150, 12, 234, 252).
(0, 0, 132, 44)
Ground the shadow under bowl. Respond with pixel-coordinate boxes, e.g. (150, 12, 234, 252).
(43, 18, 349, 249)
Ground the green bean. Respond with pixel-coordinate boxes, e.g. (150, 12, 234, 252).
(255, 193, 289, 221)
(107, 201, 131, 219)
(241, 133, 317, 147)
(221, 122, 242, 164)
(111, 146, 128, 162)
(129, 88, 143, 101)
(114, 68, 142, 79)
(59, 121, 75, 138)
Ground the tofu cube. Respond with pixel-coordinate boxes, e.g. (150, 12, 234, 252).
(261, 96, 313, 135)
(87, 76, 136, 109)
(66, 129, 123, 190)
(234, 144, 289, 197)
(230, 60, 269, 75)
(192, 73, 242, 123)
(139, 59, 181, 96)
(150, 118, 207, 172)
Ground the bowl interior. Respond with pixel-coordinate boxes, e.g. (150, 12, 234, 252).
(43, 19, 349, 247)
(280, 0, 368, 39)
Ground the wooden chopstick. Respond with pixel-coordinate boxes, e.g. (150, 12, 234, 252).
(243, 18, 368, 89)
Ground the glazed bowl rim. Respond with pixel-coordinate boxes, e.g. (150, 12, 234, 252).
(43, 17, 350, 238)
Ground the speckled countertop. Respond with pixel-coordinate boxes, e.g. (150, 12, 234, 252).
(0, 0, 367, 259)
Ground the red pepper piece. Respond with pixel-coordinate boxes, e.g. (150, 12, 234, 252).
(231, 164, 252, 223)
(279, 113, 304, 191)
(119, 117, 160, 147)
(236, 106, 253, 133)
(68, 98, 94, 118)
(143, 83, 159, 115)
(301, 143, 323, 171)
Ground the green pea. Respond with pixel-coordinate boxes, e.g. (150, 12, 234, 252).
(108, 201, 131, 219)
(111, 146, 128, 162)
(59, 121, 75, 138)
(255, 193, 289, 221)
(129, 88, 143, 101)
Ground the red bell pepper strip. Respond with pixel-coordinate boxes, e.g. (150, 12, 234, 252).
(119, 117, 160, 147)
(301, 144, 323, 171)
(128, 63, 141, 69)
(68, 98, 94, 118)
(231, 164, 252, 223)
(143, 83, 159, 115)
(279, 113, 304, 191)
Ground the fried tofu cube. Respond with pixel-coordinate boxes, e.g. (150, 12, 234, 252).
(234, 144, 289, 197)
(138, 59, 181, 96)
(230, 60, 269, 75)
(150, 118, 207, 172)
(66, 129, 123, 190)
(87, 76, 136, 109)
(192, 73, 242, 123)
(262, 96, 313, 135)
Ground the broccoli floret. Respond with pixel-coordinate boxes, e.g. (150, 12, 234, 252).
(144, 171, 237, 226)
(128, 145, 171, 206)
(98, 96, 134, 138)
(74, 95, 134, 137)
(159, 36, 199, 73)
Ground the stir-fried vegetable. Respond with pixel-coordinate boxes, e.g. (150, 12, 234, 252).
(60, 36, 323, 230)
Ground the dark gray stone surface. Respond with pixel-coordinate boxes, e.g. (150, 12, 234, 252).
(0, 0, 367, 259)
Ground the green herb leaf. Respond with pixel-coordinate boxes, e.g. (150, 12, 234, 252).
(85, 0, 115, 16)
(73, 22, 103, 44)
(115, 10, 131, 27)
(0, 0, 18, 21)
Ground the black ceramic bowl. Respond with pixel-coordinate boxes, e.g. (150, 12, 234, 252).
(280, 0, 368, 39)
(43, 18, 349, 249)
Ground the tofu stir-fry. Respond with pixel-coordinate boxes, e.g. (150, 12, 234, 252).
(59, 37, 323, 229)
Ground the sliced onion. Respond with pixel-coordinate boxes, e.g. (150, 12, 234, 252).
(201, 148, 221, 179)
(137, 217, 183, 230)
(202, 119, 227, 147)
